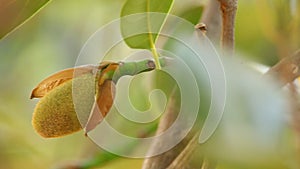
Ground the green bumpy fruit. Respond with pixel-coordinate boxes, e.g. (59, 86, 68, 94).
(32, 74, 95, 138)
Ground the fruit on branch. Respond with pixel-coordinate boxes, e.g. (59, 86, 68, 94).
(31, 58, 163, 138)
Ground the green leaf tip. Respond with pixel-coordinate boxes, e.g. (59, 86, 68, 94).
(120, 0, 174, 49)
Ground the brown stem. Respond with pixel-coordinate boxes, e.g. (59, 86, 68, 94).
(191, 1, 238, 168)
(143, 1, 239, 168)
(265, 50, 300, 86)
(142, 87, 187, 169)
(265, 49, 300, 165)
(201, 158, 217, 169)
(200, 0, 222, 43)
(218, 0, 238, 56)
(166, 132, 200, 169)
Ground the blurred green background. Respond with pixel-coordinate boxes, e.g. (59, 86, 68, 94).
(0, 0, 299, 168)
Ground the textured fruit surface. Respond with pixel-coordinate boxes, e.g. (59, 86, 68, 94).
(32, 74, 95, 138)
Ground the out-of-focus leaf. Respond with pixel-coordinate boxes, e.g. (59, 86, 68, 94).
(201, 57, 294, 169)
(162, 19, 292, 165)
(179, 6, 203, 25)
(255, 0, 300, 58)
(120, 0, 174, 49)
(0, 0, 51, 39)
(80, 150, 119, 169)
(235, 1, 278, 65)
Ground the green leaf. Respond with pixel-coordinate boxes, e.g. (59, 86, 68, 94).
(201, 58, 290, 169)
(120, 0, 174, 49)
(179, 6, 204, 25)
(0, 0, 50, 39)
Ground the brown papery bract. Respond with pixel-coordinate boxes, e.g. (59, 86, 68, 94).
(84, 80, 116, 134)
(30, 61, 115, 99)
(30, 65, 96, 99)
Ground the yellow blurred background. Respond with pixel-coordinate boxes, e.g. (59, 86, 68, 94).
(0, 0, 299, 168)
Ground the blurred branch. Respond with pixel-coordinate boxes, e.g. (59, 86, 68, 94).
(218, 0, 238, 56)
(166, 132, 200, 169)
(193, 1, 238, 168)
(265, 50, 300, 86)
(142, 2, 218, 168)
(142, 87, 191, 169)
(201, 158, 216, 169)
(144, 1, 238, 168)
(265, 49, 300, 165)
(200, 0, 222, 43)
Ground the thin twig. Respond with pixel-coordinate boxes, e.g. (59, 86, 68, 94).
(143, 1, 239, 168)
(218, 0, 238, 56)
(201, 158, 217, 169)
(265, 50, 300, 86)
(142, 87, 185, 169)
(166, 132, 200, 169)
(200, 0, 222, 43)
(265, 49, 300, 165)
(191, 1, 238, 168)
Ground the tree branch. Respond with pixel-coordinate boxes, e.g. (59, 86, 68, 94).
(265, 50, 300, 86)
(200, 0, 222, 43)
(166, 132, 200, 169)
(265, 49, 300, 164)
(218, 0, 238, 56)
(143, 1, 239, 168)
(142, 87, 188, 169)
